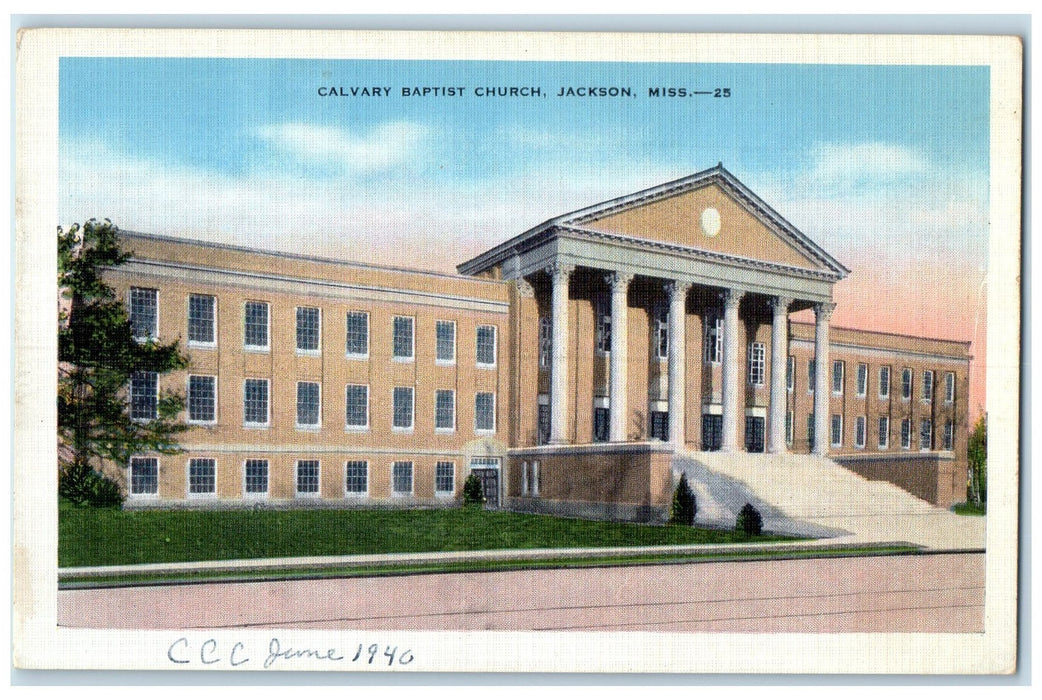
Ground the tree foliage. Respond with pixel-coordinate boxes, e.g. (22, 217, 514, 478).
(58, 219, 189, 504)
(669, 473, 697, 526)
(736, 503, 763, 536)
(967, 412, 987, 507)
(462, 473, 485, 506)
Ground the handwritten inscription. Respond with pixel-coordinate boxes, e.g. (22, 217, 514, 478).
(167, 637, 414, 670)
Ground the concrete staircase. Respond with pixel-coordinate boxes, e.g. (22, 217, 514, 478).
(674, 451, 985, 550)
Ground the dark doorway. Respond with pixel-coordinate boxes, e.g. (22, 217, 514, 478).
(745, 416, 766, 453)
(470, 467, 500, 507)
(702, 414, 722, 451)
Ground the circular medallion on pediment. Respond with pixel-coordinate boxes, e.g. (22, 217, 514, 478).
(700, 207, 721, 237)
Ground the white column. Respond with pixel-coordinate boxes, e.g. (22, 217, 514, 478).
(813, 301, 835, 457)
(667, 281, 692, 451)
(720, 288, 745, 452)
(549, 262, 574, 444)
(608, 271, 634, 442)
(769, 295, 792, 454)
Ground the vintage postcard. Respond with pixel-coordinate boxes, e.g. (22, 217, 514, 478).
(14, 28, 1022, 674)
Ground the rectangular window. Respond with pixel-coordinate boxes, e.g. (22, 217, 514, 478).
(538, 317, 552, 370)
(435, 461, 455, 494)
(392, 461, 413, 495)
(879, 366, 891, 399)
(345, 460, 368, 495)
(808, 359, 816, 393)
(922, 370, 934, 403)
(593, 406, 610, 442)
(655, 305, 669, 360)
(392, 316, 414, 361)
(436, 320, 456, 363)
(188, 375, 216, 424)
(832, 360, 845, 395)
(345, 311, 369, 358)
(831, 414, 843, 447)
(855, 416, 866, 448)
(129, 287, 158, 340)
(475, 392, 496, 433)
(188, 294, 216, 346)
(901, 368, 913, 401)
(920, 419, 933, 450)
(945, 372, 956, 404)
(129, 457, 158, 496)
(393, 386, 414, 430)
(944, 419, 955, 450)
(130, 371, 158, 421)
(244, 301, 269, 350)
(435, 389, 455, 431)
(188, 458, 216, 496)
(748, 342, 766, 387)
(537, 403, 551, 445)
(476, 325, 497, 367)
(856, 363, 868, 397)
(901, 418, 912, 449)
(296, 306, 321, 353)
(595, 297, 611, 354)
(650, 411, 669, 441)
(807, 414, 815, 451)
(243, 378, 269, 426)
(787, 355, 795, 392)
(296, 460, 320, 496)
(244, 459, 269, 496)
(296, 381, 320, 428)
(878, 416, 890, 449)
(345, 384, 369, 429)
(704, 314, 722, 364)
(786, 410, 794, 446)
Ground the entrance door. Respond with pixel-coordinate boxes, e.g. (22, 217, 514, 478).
(701, 414, 722, 451)
(745, 416, 766, 453)
(469, 457, 501, 507)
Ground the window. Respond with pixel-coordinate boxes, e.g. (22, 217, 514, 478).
(436, 320, 456, 363)
(531, 460, 540, 497)
(476, 325, 497, 367)
(807, 414, 815, 451)
(296, 381, 320, 428)
(901, 418, 912, 449)
(538, 317, 552, 370)
(856, 363, 868, 397)
(296, 306, 320, 353)
(537, 403, 551, 444)
(595, 296, 611, 354)
(188, 458, 216, 496)
(855, 416, 866, 448)
(475, 392, 495, 433)
(832, 360, 845, 395)
(901, 368, 913, 401)
(296, 460, 320, 496)
(521, 460, 540, 497)
(922, 370, 934, 403)
(130, 371, 158, 421)
(392, 316, 414, 361)
(704, 314, 722, 364)
(521, 460, 530, 496)
(945, 372, 956, 404)
(435, 389, 455, 431)
(393, 387, 414, 430)
(345, 460, 368, 495)
(920, 419, 933, 450)
(655, 304, 669, 360)
(435, 461, 455, 494)
(129, 457, 158, 497)
(392, 461, 413, 495)
(244, 301, 269, 350)
(787, 356, 795, 392)
(244, 459, 269, 497)
(944, 419, 956, 450)
(345, 311, 369, 358)
(188, 294, 216, 346)
(878, 416, 890, 449)
(748, 342, 766, 387)
(650, 411, 669, 441)
(243, 378, 269, 426)
(879, 366, 891, 399)
(345, 384, 369, 430)
(129, 287, 157, 340)
(188, 375, 216, 424)
(808, 359, 816, 393)
(831, 414, 843, 447)
(593, 407, 609, 442)
(786, 410, 794, 446)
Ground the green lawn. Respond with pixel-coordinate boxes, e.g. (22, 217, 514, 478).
(953, 501, 987, 516)
(59, 500, 791, 568)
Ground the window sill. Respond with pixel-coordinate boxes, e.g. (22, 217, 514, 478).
(392, 427, 415, 434)
(435, 359, 456, 367)
(435, 427, 456, 434)
(345, 425, 370, 433)
(435, 491, 455, 499)
(391, 492, 414, 498)
(244, 423, 270, 430)
(187, 420, 217, 427)
(295, 493, 322, 500)
(475, 429, 496, 436)
(296, 349, 321, 357)
(244, 346, 270, 354)
(476, 363, 497, 370)
(392, 356, 415, 363)
(128, 492, 159, 500)
(187, 492, 218, 500)
(295, 424, 321, 432)
(188, 341, 217, 350)
(346, 353, 369, 361)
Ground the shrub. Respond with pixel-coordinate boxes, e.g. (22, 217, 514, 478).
(462, 473, 485, 506)
(669, 473, 697, 526)
(59, 461, 124, 507)
(736, 503, 763, 536)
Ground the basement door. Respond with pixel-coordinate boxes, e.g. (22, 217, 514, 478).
(745, 416, 766, 453)
(469, 457, 501, 508)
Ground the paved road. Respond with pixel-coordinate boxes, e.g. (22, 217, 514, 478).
(58, 552, 984, 633)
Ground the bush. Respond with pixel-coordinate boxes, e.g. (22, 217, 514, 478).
(462, 473, 485, 506)
(669, 473, 697, 526)
(59, 461, 124, 507)
(736, 503, 763, 536)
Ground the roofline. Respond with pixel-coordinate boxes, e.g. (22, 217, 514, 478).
(790, 320, 972, 349)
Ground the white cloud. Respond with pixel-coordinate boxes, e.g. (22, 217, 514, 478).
(253, 120, 430, 175)
(806, 142, 927, 187)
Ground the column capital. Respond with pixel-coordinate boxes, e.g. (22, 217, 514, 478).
(515, 277, 536, 298)
(605, 270, 635, 291)
(721, 288, 746, 309)
(770, 295, 793, 313)
(546, 261, 575, 280)
(814, 301, 837, 322)
(665, 280, 693, 301)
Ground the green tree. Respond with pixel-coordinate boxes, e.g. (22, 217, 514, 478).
(967, 412, 987, 507)
(669, 473, 697, 526)
(58, 219, 189, 505)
